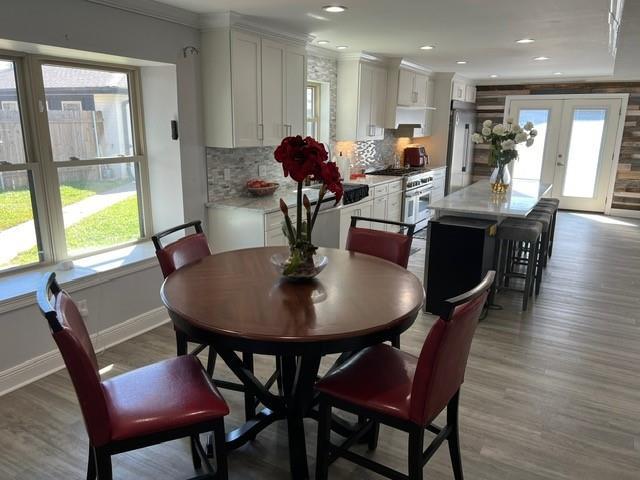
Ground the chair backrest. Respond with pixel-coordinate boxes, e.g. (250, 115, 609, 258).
(37, 273, 111, 447)
(152, 220, 211, 278)
(409, 271, 495, 425)
(346, 217, 416, 268)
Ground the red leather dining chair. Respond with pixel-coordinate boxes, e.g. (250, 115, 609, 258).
(346, 216, 417, 349)
(346, 216, 416, 269)
(38, 272, 229, 480)
(315, 271, 495, 480)
(152, 220, 260, 424)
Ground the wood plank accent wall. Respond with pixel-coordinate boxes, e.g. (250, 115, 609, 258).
(474, 83, 640, 211)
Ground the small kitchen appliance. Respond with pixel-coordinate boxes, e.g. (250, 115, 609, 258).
(403, 145, 429, 167)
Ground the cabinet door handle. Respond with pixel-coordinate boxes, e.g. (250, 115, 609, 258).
(258, 124, 264, 141)
(285, 124, 292, 136)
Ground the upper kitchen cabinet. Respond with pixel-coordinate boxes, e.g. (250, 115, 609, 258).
(201, 15, 308, 148)
(385, 59, 435, 137)
(397, 68, 430, 107)
(337, 56, 387, 141)
(451, 77, 476, 103)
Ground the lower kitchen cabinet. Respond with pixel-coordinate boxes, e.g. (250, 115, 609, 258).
(372, 196, 388, 230)
(387, 191, 403, 231)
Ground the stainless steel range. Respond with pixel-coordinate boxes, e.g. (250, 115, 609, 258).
(367, 167, 434, 232)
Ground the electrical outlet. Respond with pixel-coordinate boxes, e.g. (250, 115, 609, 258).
(223, 168, 231, 181)
(258, 165, 267, 178)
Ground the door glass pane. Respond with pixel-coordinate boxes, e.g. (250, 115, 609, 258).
(0, 170, 43, 271)
(512, 109, 549, 181)
(562, 109, 607, 198)
(57, 162, 141, 257)
(42, 64, 134, 161)
(0, 60, 27, 164)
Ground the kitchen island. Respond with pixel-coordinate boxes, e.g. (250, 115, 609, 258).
(424, 179, 552, 314)
(429, 179, 552, 219)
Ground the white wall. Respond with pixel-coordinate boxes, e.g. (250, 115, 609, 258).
(141, 65, 185, 233)
(0, 0, 206, 387)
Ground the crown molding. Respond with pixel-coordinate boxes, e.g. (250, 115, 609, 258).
(338, 51, 386, 63)
(200, 11, 314, 45)
(86, 0, 200, 28)
(306, 45, 339, 59)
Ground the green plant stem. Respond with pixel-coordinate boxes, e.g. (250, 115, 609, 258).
(306, 202, 312, 244)
(310, 185, 326, 230)
(296, 182, 302, 243)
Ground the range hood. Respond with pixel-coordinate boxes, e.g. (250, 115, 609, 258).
(393, 106, 428, 137)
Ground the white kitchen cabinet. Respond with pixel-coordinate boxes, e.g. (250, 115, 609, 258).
(465, 84, 476, 103)
(339, 200, 373, 248)
(387, 191, 403, 232)
(261, 37, 285, 146)
(337, 58, 387, 141)
(452, 80, 466, 101)
(231, 30, 262, 147)
(451, 78, 476, 104)
(430, 167, 447, 201)
(397, 69, 429, 107)
(202, 27, 306, 148)
(285, 48, 306, 137)
(372, 195, 388, 230)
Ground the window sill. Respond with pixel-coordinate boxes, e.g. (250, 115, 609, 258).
(0, 242, 159, 314)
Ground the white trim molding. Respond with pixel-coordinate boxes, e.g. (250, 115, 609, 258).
(0, 307, 169, 397)
(609, 208, 640, 219)
(86, 0, 200, 28)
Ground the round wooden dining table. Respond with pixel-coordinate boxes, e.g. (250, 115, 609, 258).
(161, 246, 425, 480)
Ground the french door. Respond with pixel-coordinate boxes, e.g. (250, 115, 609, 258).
(506, 95, 625, 212)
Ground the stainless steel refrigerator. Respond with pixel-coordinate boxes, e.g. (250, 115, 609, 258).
(445, 100, 476, 194)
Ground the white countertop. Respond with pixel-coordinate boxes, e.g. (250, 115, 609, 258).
(430, 180, 552, 218)
(206, 174, 401, 213)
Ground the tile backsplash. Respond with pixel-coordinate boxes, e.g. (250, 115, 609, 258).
(206, 53, 415, 202)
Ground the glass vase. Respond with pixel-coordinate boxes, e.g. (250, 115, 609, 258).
(490, 164, 511, 194)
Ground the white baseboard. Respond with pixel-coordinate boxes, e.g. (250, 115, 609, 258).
(609, 208, 640, 219)
(0, 307, 169, 397)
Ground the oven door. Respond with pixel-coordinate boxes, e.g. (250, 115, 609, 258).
(404, 186, 432, 230)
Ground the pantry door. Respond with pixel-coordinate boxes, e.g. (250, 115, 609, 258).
(506, 95, 626, 212)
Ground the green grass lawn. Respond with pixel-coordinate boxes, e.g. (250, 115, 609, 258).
(3, 195, 140, 268)
(0, 179, 131, 230)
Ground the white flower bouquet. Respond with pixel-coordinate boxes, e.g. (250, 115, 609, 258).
(471, 118, 536, 192)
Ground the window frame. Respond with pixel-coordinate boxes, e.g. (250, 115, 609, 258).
(306, 82, 321, 139)
(0, 50, 152, 277)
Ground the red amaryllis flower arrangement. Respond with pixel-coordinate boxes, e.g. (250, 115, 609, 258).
(273, 135, 344, 276)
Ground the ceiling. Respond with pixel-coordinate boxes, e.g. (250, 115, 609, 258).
(151, 0, 635, 81)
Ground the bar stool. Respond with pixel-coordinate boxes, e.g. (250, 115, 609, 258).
(496, 218, 543, 311)
(526, 210, 552, 295)
(535, 198, 559, 258)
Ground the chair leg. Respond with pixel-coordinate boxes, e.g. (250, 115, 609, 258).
(367, 419, 380, 451)
(86, 446, 96, 480)
(391, 335, 401, 349)
(94, 448, 112, 480)
(242, 352, 256, 421)
(206, 348, 217, 377)
(548, 210, 557, 258)
(176, 330, 188, 356)
(408, 426, 424, 480)
(213, 420, 228, 480)
(315, 399, 332, 480)
(447, 391, 464, 480)
(189, 435, 202, 470)
(522, 240, 537, 311)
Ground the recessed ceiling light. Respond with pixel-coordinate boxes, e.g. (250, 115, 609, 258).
(533, 56, 550, 61)
(516, 38, 535, 44)
(322, 5, 347, 13)
(490, 74, 498, 78)
(336, 45, 348, 50)
(420, 45, 435, 50)
(456, 60, 467, 65)
(553, 71, 563, 75)
(317, 40, 330, 45)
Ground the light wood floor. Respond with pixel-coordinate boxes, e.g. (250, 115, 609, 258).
(1, 212, 639, 479)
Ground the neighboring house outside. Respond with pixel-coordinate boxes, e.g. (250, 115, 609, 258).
(0, 66, 133, 189)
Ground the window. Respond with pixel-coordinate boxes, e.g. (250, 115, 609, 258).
(306, 83, 320, 138)
(1, 101, 18, 111)
(0, 54, 149, 274)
